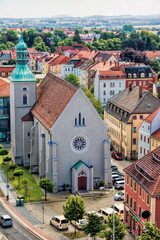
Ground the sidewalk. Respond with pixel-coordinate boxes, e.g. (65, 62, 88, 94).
(0, 171, 53, 240)
(0, 170, 134, 240)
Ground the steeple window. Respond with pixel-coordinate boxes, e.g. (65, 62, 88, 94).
(23, 94, 28, 105)
(74, 112, 86, 127)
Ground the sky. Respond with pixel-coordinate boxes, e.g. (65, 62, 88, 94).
(0, 0, 160, 18)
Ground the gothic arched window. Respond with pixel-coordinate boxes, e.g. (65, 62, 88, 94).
(23, 94, 28, 105)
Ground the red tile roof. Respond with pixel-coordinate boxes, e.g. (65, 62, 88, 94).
(146, 51, 160, 59)
(31, 72, 78, 129)
(124, 146, 160, 196)
(99, 70, 125, 77)
(151, 129, 160, 140)
(22, 111, 33, 121)
(144, 106, 160, 123)
(49, 55, 70, 66)
(0, 78, 10, 97)
(0, 66, 15, 72)
(73, 50, 98, 60)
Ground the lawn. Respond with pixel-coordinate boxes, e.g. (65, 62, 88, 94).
(0, 156, 44, 202)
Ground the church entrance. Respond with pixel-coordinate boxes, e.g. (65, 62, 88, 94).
(78, 176, 87, 190)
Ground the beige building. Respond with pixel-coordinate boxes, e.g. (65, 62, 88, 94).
(104, 86, 160, 160)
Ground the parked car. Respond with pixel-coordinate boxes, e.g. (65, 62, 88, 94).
(114, 191, 124, 201)
(0, 215, 13, 227)
(85, 211, 104, 220)
(50, 215, 69, 230)
(112, 152, 123, 161)
(114, 177, 124, 183)
(111, 165, 118, 171)
(112, 204, 124, 221)
(99, 208, 118, 217)
(71, 219, 88, 229)
(114, 180, 124, 190)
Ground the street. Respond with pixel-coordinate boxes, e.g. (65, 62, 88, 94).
(0, 204, 40, 240)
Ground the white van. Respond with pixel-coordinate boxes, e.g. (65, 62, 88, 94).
(113, 204, 124, 221)
(114, 180, 124, 190)
(50, 215, 69, 230)
(99, 207, 118, 217)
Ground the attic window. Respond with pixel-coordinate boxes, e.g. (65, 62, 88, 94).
(135, 164, 155, 182)
(124, 112, 128, 118)
(152, 153, 160, 164)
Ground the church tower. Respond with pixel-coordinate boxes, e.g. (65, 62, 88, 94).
(9, 33, 37, 165)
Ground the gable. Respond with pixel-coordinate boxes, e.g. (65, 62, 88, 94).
(51, 88, 108, 132)
(31, 72, 78, 129)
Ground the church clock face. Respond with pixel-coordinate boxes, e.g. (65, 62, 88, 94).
(71, 135, 89, 153)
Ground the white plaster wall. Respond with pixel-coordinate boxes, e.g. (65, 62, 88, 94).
(138, 121, 150, 159)
(151, 110, 160, 134)
(49, 89, 108, 187)
(10, 81, 36, 164)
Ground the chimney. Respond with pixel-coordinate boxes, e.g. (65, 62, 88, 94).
(139, 86, 142, 98)
(129, 83, 132, 91)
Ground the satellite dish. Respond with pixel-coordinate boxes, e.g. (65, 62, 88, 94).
(141, 210, 151, 219)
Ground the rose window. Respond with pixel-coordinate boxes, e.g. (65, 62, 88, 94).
(72, 137, 86, 151)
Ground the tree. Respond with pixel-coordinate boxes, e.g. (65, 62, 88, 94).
(138, 222, 160, 240)
(63, 195, 85, 235)
(83, 213, 105, 239)
(21, 179, 29, 201)
(0, 43, 7, 50)
(123, 25, 134, 32)
(73, 29, 82, 44)
(8, 163, 17, 178)
(84, 89, 103, 118)
(3, 155, 11, 164)
(65, 74, 80, 87)
(7, 59, 16, 65)
(6, 41, 15, 49)
(151, 59, 160, 73)
(98, 214, 126, 240)
(39, 178, 54, 201)
(0, 149, 9, 159)
(13, 169, 24, 188)
(33, 36, 49, 52)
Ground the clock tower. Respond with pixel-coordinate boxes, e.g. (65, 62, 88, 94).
(9, 33, 37, 165)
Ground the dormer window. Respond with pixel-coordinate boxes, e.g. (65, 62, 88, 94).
(133, 73, 137, 78)
(140, 72, 145, 78)
(128, 73, 132, 78)
(149, 73, 152, 77)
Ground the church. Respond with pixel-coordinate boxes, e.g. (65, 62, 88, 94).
(9, 34, 112, 193)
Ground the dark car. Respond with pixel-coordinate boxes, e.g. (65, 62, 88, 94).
(111, 152, 123, 161)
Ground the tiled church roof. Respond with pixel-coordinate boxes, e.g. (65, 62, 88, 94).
(31, 72, 78, 129)
(124, 146, 160, 196)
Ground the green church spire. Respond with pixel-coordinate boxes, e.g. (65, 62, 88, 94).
(9, 32, 37, 82)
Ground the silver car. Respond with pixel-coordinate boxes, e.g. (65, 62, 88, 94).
(114, 191, 124, 201)
(0, 215, 13, 227)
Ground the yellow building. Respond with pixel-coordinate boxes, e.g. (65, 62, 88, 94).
(104, 86, 160, 160)
(150, 129, 160, 151)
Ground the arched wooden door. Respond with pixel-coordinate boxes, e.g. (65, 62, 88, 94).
(78, 176, 87, 190)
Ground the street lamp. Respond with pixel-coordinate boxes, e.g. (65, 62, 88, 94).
(6, 161, 9, 201)
(42, 205, 44, 224)
(112, 186, 115, 240)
